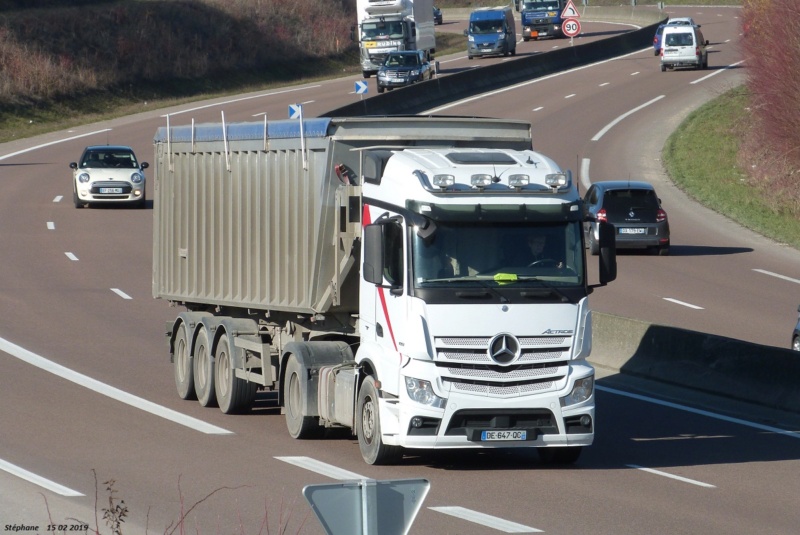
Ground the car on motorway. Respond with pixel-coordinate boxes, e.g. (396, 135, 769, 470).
(433, 5, 443, 25)
(583, 180, 670, 256)
(653, 23, 665, 55)
(70, 145, 148, 208)
(376, 50, 433, 93)
(660, 24, 708, 71)
(793, 306, 800, 351)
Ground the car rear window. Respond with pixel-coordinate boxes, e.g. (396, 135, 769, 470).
(603, 189, 659, 213)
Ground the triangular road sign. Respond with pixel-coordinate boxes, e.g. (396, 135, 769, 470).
(561, 0, 580, 18)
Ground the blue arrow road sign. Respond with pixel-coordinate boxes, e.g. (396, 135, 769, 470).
(289, 104, 302, 119)
(355, 81, 368, 95)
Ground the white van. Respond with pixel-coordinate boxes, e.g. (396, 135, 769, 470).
(660, 25, 708, 71)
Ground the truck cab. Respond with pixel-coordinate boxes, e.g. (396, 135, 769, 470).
(518, 0, 566, 41)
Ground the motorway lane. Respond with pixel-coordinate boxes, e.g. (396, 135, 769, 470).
(3, 6, 800, 533)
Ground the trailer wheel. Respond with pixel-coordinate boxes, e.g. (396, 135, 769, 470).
(215, 333, 257, 414)
(537, 446, 582, 464)
(173, 323, 196, 400)
(193, 327, 217, 407)
(357, 377, 402, 465)
(285, 355, 324, 439)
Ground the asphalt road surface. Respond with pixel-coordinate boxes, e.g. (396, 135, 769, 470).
(3, 6, 800, 534)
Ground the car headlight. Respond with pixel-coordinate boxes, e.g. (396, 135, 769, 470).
(405, 377, 446, 408)
(130, 172, 144, 183)
(78, 173, 90, 183)
(410, 69, 420, 76)
(560, 376, 594, 407)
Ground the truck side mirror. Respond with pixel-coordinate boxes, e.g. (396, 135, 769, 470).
(598, 221, 617, 285)
(363, 224, 384, 285)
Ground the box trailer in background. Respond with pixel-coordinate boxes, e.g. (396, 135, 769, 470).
(353, 0, 436, 78)
(152, 116, 616, 465)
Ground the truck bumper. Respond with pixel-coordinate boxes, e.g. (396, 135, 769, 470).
(381, 383, 595, 450)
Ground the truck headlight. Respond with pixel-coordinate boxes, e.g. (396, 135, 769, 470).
(560, 376, 593, 407)
(405, 377, 446, 408)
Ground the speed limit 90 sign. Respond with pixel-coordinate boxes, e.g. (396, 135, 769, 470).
(563, 18, 581, 37)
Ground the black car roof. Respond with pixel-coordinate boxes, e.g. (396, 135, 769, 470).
(592, 180, 656, 191)
(83, 145, 135, 152)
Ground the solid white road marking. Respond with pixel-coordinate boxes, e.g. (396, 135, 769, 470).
(0, 458, 84, 497)
(597, 385, 800, 440)
(275, 456, 366, 480)
(663, 297, 704, 310)
(753, 269, 800, 285)
(0, 129, 112, 161)
(161, 86, 321, 117)
(110, 288, 132, 300)
(592, 95, 665, 141)
(691, 60, 745, 85)
(627, 464, 716, 488)
(429, 506, 542, 533)
(580, 158, 591, 192)
(65, 252, 78, 261)
(0, 336, 232, 435)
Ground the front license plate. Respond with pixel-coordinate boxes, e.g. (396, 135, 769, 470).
(481, 48, 492, 52)
(481, 430, 526, 441)
(99, 187, 123, 194)
(390, 78, 405, 83)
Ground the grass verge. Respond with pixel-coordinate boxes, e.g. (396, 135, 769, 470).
(662, 85, 800, 250)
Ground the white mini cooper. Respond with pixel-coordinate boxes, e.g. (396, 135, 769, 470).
(70, 145, 148, 208)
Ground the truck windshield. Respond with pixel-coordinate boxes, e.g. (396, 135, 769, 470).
(522, 0, 562, 10)
(412, 221, 584, 290)
(361, 21, 405, 40)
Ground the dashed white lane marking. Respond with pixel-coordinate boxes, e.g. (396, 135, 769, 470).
(532, 106, 544, 112)
(278, 456, 542, 532)
(429, 506, 542, 533)
(53, 196, 63, 203)
(0, 336, 232, 435)
(592, 95, 665, 141)
(626, 465, 716, 488)
(753, 269, 800, 285)
(0, 458, 84, 497)
(663, 297, 704, 310)
(565, 93, 576, 99)
(110, 288, 132, 300)
(65, 252, 79, 261)
(580, 158, 591, 192)
(47, 222, 55, 230)
(275, 456, 366, 480)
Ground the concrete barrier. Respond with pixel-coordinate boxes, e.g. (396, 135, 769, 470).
(590, 312, 800, 413)
(325, 19, 662, 117)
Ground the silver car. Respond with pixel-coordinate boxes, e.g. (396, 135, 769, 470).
(583, 181, 670, 256)
(70, 145, 148, 208)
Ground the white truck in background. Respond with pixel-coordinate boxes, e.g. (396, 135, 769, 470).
(352, 0, 436, 78)
(152, 115, 617, 465)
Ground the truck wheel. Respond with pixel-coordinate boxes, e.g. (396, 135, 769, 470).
(193, 327, 217, 407)
(357, 376, 402, 465)
(538, 446, 582, 464)
(285, 355, 324, 439)
(215, 333, 257, 414)
(173, 323, 196, 400)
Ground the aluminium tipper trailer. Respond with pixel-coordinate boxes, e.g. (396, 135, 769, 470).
(152, 115, 616, 465)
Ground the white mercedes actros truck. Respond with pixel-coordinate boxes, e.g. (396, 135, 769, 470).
(152, 115, 617, 465)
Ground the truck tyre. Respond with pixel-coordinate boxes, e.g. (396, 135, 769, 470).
(357, 376, 403, 465)
(173, 323, 196, 400)
(285, 354, 324, 439)
(214, 333, 257, 414)
(538, 446, 582, 464)
(193, 327, 217, 407)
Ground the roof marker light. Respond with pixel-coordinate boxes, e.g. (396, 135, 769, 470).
(470, 174, 493, 187)
(509, 174, 530, 187)
(545, 173, 568, 187)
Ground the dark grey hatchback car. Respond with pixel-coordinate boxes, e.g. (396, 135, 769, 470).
(583, 181, 670, 255)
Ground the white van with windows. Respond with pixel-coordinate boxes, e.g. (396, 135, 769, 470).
(660, 25, 708, 71)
